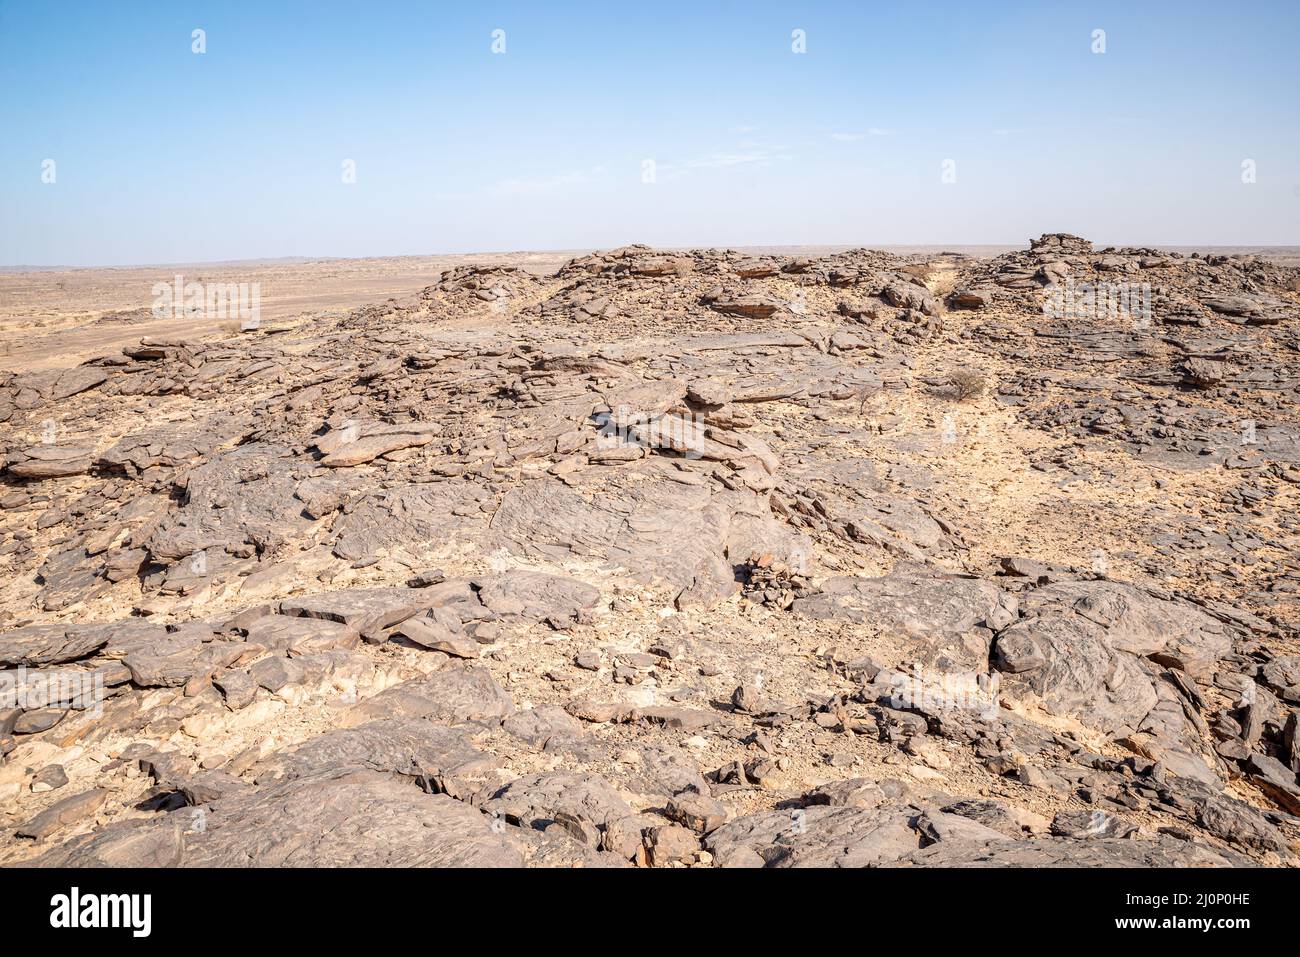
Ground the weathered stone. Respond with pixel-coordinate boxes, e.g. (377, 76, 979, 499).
(1050, 809, 1138, 839)
(0, 625, 108, 667)
(646, 824, 700, 865)
(280, 587, 432, 635)
(666, 792, 728, 833)
(396, 611, 479, 658)
(39, 770, 522, 866)
(795, 566, 1014, 673)
(254, 718, 495, 794)
(243, 615, 360, 655)
(706, 805, 920, 868)
(16, 788, 111, 840)
(345, 664, 514, 726)
(482, 771, 633, 840)
(316, 421, 440, 467)
(124, 632, 243, 688)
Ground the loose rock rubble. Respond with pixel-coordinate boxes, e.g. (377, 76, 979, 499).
(1, 236, 1298, 868)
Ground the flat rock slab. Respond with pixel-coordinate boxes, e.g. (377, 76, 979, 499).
(16, 788, 111, 841)
(6, 445, 96, 479)
(345, 663, 515, 726)
(638, 706, 720, 733)
(330, 480, 490, 563)
(189, 770, 523, 866)
(142, 442, 314, 570)
(483, 770, 634, 832)
(280, 587, 432, 635)
(32, 770, 524, 867)
(995, 613, 1159, 736)
(501, 706, 583, 748)
(1018, 580, 1233, 679)
(706, 805, 921, 868)
(316, 421, 440, 467)
(490, 471, 799, 610)
(898, 835, 1253, 867)
(26, 818, 186, 867)
(123, 633, 244, 688)
(243, 614, 360, 655)
(397, 617, 480, 658)
(52, 367, 108, 399)
(993, 579, 1236, 784)
(475, 570, 601, 624)
(0, 624, 109, 667)
(794, 566, 1015, 672)
(254, 717, 496, 789)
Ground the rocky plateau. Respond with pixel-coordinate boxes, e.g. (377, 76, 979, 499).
(2, 235, 1299, 868)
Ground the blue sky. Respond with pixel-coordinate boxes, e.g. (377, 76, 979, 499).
(1, 0, 1298, 266)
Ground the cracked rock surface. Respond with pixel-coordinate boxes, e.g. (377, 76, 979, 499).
(2, 236, 1299, 867)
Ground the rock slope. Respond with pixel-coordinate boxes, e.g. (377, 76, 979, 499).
(1, 236, 1298, 867)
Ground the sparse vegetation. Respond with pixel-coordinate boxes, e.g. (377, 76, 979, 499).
(948, 368, 987, 402)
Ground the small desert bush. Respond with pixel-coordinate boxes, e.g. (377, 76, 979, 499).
(948, 368, 987, 402)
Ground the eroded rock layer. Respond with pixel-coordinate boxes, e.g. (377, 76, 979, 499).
(2, 237, 1298, 867)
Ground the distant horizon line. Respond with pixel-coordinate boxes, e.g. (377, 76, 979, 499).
(6, 240, 1300, 273)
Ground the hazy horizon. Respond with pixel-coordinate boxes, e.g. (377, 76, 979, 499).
(3, 0, 1299, 267)
(8, 240, 1300, 275)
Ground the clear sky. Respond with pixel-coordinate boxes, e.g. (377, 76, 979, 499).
(2, 0, 1298, 266)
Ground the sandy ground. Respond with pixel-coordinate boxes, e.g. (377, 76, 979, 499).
(8, 245, 1295, 373)
(0, 252, 580, 371)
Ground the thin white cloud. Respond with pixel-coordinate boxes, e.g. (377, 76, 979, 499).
(832, 128, 892, 141)
(662, 147, 792, 175)
(483, 165, 608, 196)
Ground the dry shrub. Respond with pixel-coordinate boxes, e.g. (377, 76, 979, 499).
(948, 368, 986, 401)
